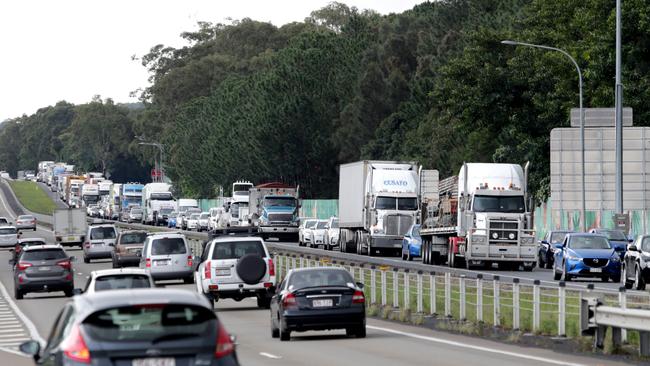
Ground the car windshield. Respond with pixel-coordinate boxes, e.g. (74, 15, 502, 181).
(131, 209, 143, 214)
(289, 269, 354, 290)
(160, 208, 173, 214)
(569, 236, 611, 250)
(330, 220, 339, 228)
(18, 215, 34, 220)
(90, 227, 117, 240)
(150, 192, 173, 200)
(200, 213, 209, 219)
(0, 218, 8, 224)
(152, 238, 186, 255)
(212, 241, 265, 259)
(550, 232, 573, 243)
(398, 198, 418, 210)
(264, 197, 296, 207)
(94, 275, 152, 291)
(642, 237, 650, 252)
(0, 228, 16, 235)
(597, 230, 627, 241)
(473, 195, 525, 213)
(20, 240, 46, 246)
(22, 249, 67, 261)
(412, 225, 420, 236)
(304, 220, 317, 228)
(376, 196, 396, 209)
(120, 232, 147, 244)
(316, 221, 327, 229)
(190, 214, 200, 219)
(84, 304, 214, 341)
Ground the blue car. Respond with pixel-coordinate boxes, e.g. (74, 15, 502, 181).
(167, 213, 178, 228)
(553, 233, 622, 282)
(589, 228, 631, 255)
(401, 224, 421, 261)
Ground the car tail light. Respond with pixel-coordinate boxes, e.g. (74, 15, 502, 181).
(282, 292, 297, 309)
(57, 260, 71, 270)
(215, 323, 235, 359)
(84, 242, 90, 248)
(146, 258, 151, 268)
(352, 290, 365, 304)
(204, 261, 211, 279)
(187, 255, 193, 267)
(17, 262, 32, 271)
(61, 324, 90, 363)
(268, 258, 275, 276)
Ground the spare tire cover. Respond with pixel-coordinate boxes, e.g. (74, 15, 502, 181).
(236, 254, 266, 285)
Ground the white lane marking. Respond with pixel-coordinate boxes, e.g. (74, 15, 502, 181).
(259, 352, 282, 359)
(0, 346, 29, 358)
(0, 333, 28, 339)
(0, 329, 26, 334)
(0, 278, 44, 345)
(367, 325, 586, 366)
(0, 325, 24, 329)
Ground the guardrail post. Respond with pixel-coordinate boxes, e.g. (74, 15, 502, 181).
(370, 266, 377, 304)
(359, 264, 365, 285)
(381, 269, 387, 306)
(493, 275, 500, 327)
(513, 278, 520, 330)
(306, 255, 311, 268)
(285, 255, 290, 273)
(476, 274, 483, 322)
(558, 281, 566, 337)
(299, 255, 304, 268)
(619, 287, 627, 343)
(640, 332, 650, 357)
(430, 271, 436, 315)
(404, 270, 410, 310)
(349, 263, 355, 280)
(444, 272, 451, 317)
(533, 279, 540, 332)
(393, 268, 399, 308)
(459, 275, 466, 320)
(277, 255, 283, 278)
(417, 271, 423, 313)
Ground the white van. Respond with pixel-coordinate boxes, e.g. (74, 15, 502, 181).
(140, 233, 194, 283)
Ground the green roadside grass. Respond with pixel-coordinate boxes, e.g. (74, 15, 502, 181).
(8, 180, 56, 215)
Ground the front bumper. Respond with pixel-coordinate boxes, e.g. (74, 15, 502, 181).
(566, 259, 621, 277)
(370, 235, 403, 249)
(259, 226, 299, 234)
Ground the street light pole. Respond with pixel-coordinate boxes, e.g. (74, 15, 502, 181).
(138, 142, 165, 183)
(614, 0, 623, 214)
(501, 40, 586, 232)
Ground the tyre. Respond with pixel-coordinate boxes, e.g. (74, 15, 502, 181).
(346, 325, 366, 338)
(611, 274, 621, 283)
(64, 288, 73, 297)
(401, 249, 407, 261)
(563, 263, 571, 281)
(14, 287, 23, 300)
(236, 254, 266, 285)
(183, 276, 194, 284)
(553, 267, 562, 281)
(623, 265, 633, 289)
(279, 318, 290, 341)
(257, 295, 271, 309)
(406, 249, 412, 261)
(635, 264, 646, 290)
(523, 264, 534, 272)
(84, 256, 90, 264)
(538, 253, 544, 269)
(111, 256, 118, 269)
(271, 316, 279, 338)
(545, 256, 553, 269)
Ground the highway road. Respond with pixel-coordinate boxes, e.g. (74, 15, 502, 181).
(0, 183, 636, 365)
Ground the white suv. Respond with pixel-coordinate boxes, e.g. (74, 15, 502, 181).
(195, 236, 275, 308)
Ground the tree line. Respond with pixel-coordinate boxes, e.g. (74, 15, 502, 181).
(2, 0, 650, 200)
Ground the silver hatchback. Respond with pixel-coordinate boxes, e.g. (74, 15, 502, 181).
(0, 226, 18, 248)
(83, 225, 118, 263)
(140, 233, 194, 283)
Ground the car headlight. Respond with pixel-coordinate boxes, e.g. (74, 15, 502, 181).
(508, 233, 516, 240)
(610, 254, 621, 262)
(567, 255, 582, 261)
(491, 232, 499, 239)
(471, 235, 485, 243)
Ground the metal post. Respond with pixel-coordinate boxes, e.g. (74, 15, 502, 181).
(619, 287, 627, 343)
(285, 255, 290, 274)
(513, 278, 520, 330)
(299, 256, 304, 268)
(494, 275, 501, 327)
(381, 270, 387, 306)
(558, 282, 566, 337)
(291, 256, 296, 270)
(370, 266, 377, 304)
(430, 272, 437, 315)
(445, 272, 451, 317)
(393, 269, 399, 308)
(477, 274, 483, 322)
(417, 271, 423, 313)
(459, 275, 466, 320)
(614, 0, 624, 214)
(404, 270, 410, 310)
(533, 280, 541, 332)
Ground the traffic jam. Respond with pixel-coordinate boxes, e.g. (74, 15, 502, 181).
(0, 157, 645, 365)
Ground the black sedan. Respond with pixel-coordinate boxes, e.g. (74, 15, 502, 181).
(538, 230, 575, 269)
(20, 288, 238, 366)
(623, 235, 650, 290)
(270, 267, 366, 341)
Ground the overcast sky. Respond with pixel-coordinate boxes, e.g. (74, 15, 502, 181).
(0, 0, 424, 120)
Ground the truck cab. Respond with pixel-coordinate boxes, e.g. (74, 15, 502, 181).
(249, 183, 300, 240)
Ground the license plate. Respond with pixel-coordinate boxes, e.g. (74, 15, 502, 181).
(39, 266, 50, 271)
(215, 269, 230, 276)
(132, 358, 175, 366)
(590, 268, 602, 273)
(312, 299, 333, 307)
(67, 237, 76, 241)
(155, 260, 170, 266)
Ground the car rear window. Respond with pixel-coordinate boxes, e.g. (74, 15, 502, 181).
(289, 269, 354, 290)
(90, 227, 117, 240)
(84, 304, 214, 341)
(0, 228, 16, 235)
(20, 241, 46, 246)
(152, 238, 187, 255)
(212, 241, 265, 259)
(94, 275, 152, 291)
(18, 215, 34, 220)
(22, 249, 67, 261)
(120, 233, 147, 245)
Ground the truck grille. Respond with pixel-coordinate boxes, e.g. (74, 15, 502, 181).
(488, 220, 519, 243)
(268, 213, 293, 223)
(583, 258, 608, 268)
(385, 215, 413, 236)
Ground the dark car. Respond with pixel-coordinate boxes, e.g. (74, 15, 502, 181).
(538, 230, 575, 269)
(623, 235, 650, 290)
(12, 238, 47, 262)
(12, 244, 75, 299)
(270, 267, 366, 341)
(19, 289, 238, 366)
(589, 228, 631, 255)
(553, 233, 621, 282)
(111, 230, 147, 268)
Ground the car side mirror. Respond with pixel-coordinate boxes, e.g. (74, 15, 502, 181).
(628, 245, 638, 252)
(628, 238, 634, 243)
(540, 240, 549, 245)
(554, 243, 563, 250)
(356, 282, 365, 290)
(19, 340, 40, 360)
(72, 288, 83, 296)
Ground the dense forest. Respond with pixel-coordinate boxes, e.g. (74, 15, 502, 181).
(1, 0, 649, 200)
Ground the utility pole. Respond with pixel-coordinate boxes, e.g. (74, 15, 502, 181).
(614, 0, 623, 214)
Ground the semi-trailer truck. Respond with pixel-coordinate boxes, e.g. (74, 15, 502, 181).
(338, 161, 420, 256)
(81, 184, 100, 207)
(142, 183, 175, 225)
(419, 162, 536, 271)
(248, 182, 299, 240)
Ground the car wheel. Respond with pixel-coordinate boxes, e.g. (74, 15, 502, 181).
(538, 252, 544, 268)
(64, 288, 73, 297)
(346, 325, 366, 338)
(623, 265, 633, 289)
(183, 277, 194, 284)
(279, 318, 291, 341)
(14, 287, 23, 300)
(271, 315, 279, 338)
(545, 256, 553, 270)
(84, 257, 90, 264)
(111, 256, 118, 269)
(257, 295, 271, 309)
(635, 263, 646, 290)
(401, 249, 407, 261)
(562, 263, 571, 281)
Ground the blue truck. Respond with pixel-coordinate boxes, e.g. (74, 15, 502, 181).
(248, 182, 300, 241)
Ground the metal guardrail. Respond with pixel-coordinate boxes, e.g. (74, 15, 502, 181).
(583, 296, 650, 356)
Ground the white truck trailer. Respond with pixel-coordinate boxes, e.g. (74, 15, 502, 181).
(53, 208, 87, 248)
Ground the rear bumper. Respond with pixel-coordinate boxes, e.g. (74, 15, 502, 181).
(283, 309, 365, 331)
(115, 254, 141, 265)
(17, 276, 73, 292)
(150, 269, 193, 281)
(85, 248, 114, 259)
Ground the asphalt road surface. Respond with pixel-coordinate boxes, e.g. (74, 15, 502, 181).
(0, 184, 635, 365)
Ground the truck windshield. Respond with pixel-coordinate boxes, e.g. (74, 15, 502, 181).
(264, 197, 296, 207)
(83, 195, 100, 204)
(472, 196, 525, 213)
(376, 197, 417, 210)
(376, 197, 396, 209)
(233, 185, 251, 195)
(398, 198, 418, 210)
(150, 193, 173, 200)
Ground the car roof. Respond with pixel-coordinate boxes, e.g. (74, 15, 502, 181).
(211, 236, 264, 243)
(0, 225, 16, 229)
(148, 232, 185, 238)
(289, 267, 350, 274)
(567, 233, 607, 239)
(18, 238, 47, 243)
(118, 230, 147, 235)
(89, 224, 117, 229)
(591, 228, 621, 232)
(73, 289, 211, 319)
(23, 244, 64, 251)
(91, 268, 150, 278)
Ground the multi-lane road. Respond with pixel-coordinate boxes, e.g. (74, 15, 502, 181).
(0, 184, 636, 365)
